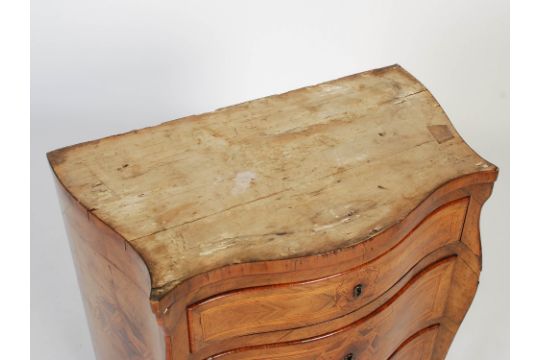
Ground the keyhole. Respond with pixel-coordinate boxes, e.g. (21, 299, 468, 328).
(353, 284, 363, 298)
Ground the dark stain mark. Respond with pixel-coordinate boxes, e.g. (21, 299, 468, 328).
(400, 89, 426, 99)
(275, 231, 290, 236)
(46, 149, 67, 166)
(428, 125, 454, 144)
(271, 118, 352, 142)
(86, 207, 98, 220)
(371, 334, 381, 348)
(377, 185, 387, 190)
(378, 132, 386, 137)
(370, 64, 399, 77)
(414, 140, 432, 148)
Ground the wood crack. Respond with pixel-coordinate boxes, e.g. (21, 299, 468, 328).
(130, 187, 294, 242)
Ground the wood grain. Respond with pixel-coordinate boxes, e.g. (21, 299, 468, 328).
(53, 178, 167, 359)
(52, 167, 496, 360)
(187, 198, 468, 352)
(389, 325, 440, 360)
(47, 64, 496, 296)
(208, 257, 456, 359)
(158, 173, 495, 360)
(47, 65, 498, 360)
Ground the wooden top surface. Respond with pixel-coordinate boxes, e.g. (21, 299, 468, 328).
(48, 65, 495, 296)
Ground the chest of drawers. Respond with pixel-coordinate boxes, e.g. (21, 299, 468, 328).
(48, 65, 497, 359)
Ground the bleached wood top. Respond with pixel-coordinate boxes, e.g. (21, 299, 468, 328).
(48, 65, 495, 296)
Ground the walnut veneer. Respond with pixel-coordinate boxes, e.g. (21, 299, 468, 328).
(48, 65, 497, 360)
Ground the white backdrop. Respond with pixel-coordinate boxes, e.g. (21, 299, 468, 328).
(31, 1, 509, 359)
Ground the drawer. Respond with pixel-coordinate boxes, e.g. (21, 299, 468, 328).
(187, 198, 468, 352)
(208, 256, 455, 359)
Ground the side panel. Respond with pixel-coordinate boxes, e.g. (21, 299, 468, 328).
(431, 182, 495, 359)
(54, 178, 166, 360)
(389, 326, 440, 360)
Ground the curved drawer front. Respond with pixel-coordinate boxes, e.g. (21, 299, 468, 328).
(210, 256, 455, 360)
(187, 198, 467, 352)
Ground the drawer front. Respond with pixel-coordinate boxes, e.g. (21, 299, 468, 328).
(209, 256, 455, 360)
(187, 198, 467, 351)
